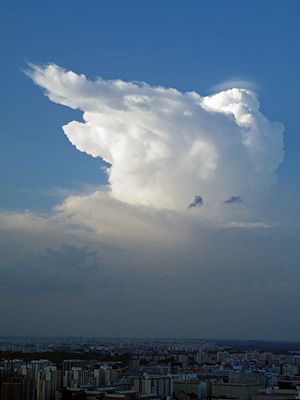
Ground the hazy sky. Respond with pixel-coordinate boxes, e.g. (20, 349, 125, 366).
(1, 1, 300, 340)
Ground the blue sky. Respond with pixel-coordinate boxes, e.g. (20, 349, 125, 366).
(1, 1, 300, 211)
(1, 1, 300, 339)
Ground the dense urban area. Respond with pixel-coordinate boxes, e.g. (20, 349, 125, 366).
(2, 337, 300, 400)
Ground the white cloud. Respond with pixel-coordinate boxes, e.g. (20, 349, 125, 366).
(27, 63, 284, 225)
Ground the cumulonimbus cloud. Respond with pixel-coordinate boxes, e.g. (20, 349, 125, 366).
(0, 64, 299, 338)
(26, 63, 285, 224)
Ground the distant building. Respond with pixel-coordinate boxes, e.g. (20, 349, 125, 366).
(212, 381, 263, 400)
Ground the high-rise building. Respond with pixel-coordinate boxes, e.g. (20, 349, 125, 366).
(134, 374, 173, 399)
(37, 366, 62, 400)
(63, 360, 87, 375)
(1, 377, 22, 400)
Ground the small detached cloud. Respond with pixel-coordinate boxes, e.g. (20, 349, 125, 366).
(227, 221, 271, 229)
(189, 195, 203, 208)
(224, 196, 243, 204)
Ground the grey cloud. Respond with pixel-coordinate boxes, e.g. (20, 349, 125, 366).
(224, 196, 243, 204)
(188, 195, 203, 208)
(1, 217, 300, 338)
(0, 244, 110, 293)
(66, 223, 95, 232)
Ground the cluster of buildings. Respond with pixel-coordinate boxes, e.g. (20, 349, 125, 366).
(1, 338, 300, 400)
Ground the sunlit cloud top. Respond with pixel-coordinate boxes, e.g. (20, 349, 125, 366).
(27, 64, 284, 222)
